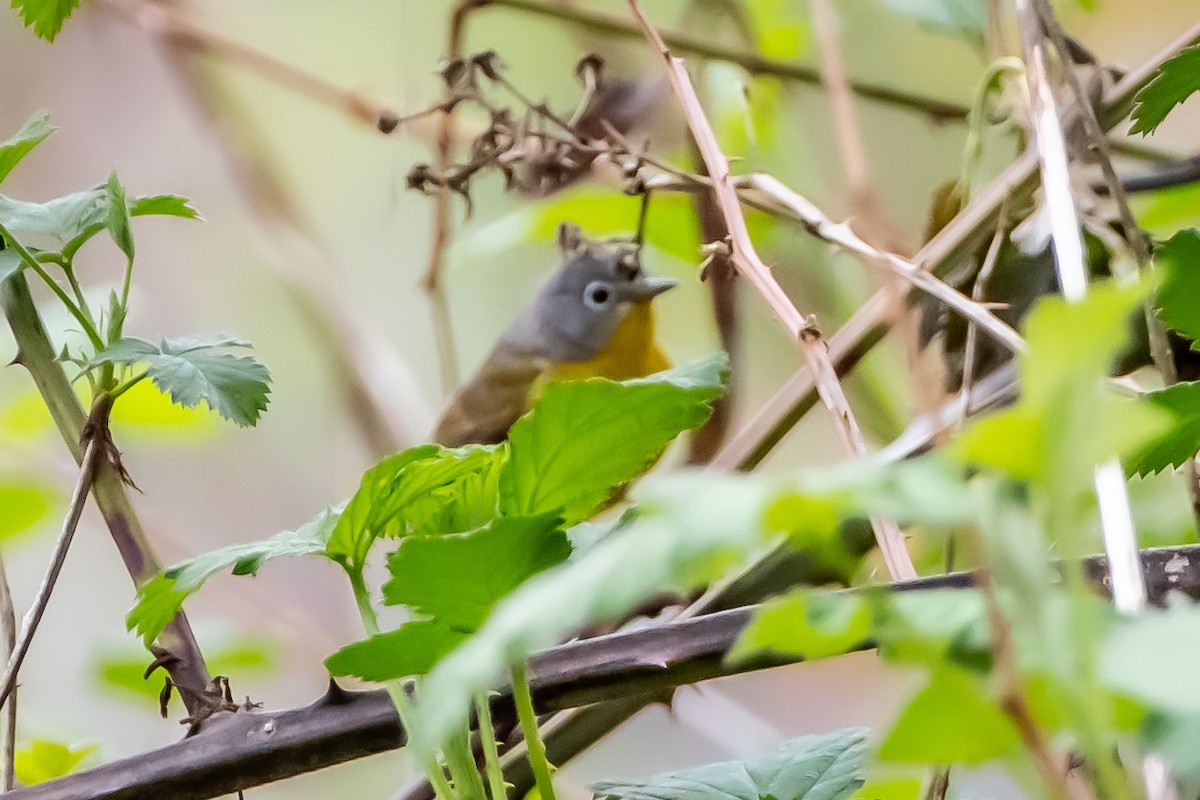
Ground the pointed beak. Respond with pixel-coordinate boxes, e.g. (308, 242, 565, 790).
(623, 276, 678, 303)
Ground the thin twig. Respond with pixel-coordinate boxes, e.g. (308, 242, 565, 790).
(627, 0, 917, 581)
(480, 0, 969, 120)
(748, 174, 1025, 355)
(422, 0, 473, 397)
(959, 205, 1010, 429)
(0, 552, 17, 791)
(1014, 6, 1170, 799)
(710, 20, 1200, 474)
(0, 272, 213, 714)
(0, 438, 102, 709)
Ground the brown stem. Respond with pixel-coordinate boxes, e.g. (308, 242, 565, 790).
(422, 0, 474, 397)
(0, 437, 102, 709)
(627, 0, 916, 580)
(476, 0, 971, 120)
(0, 272, 212, 714)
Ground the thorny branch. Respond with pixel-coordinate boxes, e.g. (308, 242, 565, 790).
(0, 272, 213, 715)
(13, 545, 1200, 800)
(0, 434, 102, 710)
(626, 0, 917, 581)
(711, 20, 1200, 472)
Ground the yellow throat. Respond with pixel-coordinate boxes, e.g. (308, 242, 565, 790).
(544, 301, 670, 383)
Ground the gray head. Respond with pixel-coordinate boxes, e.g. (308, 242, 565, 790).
(504, 222, 677, 363)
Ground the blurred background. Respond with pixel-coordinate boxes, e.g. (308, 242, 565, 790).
(1, 0, 1198, 796)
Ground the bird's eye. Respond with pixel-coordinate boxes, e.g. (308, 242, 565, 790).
(584, 281, 613, 310)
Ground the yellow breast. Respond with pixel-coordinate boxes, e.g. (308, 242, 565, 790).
(544, 302, 670, 383)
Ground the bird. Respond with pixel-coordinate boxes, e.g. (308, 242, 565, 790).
(432, 221, 677, 447)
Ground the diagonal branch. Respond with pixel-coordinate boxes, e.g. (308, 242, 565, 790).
(626, 0, 917, 581)
(11, 544, 1200, 800)
(0, 272, 212, 714)
(0, 436, 102, 709)
(711, 19, 1200, 473)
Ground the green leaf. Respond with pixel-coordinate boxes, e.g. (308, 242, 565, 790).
(325, 444, 503, 569)
(0, 187, 200, 259)
(591, 727, 868, 800)
(411, 471, 776, 750)
(730, 591, 871, 663)
(746, 0, 809, 59)
(1154, 228, 1200, 342)
(1131, 46, 1200, 136)
(129, 194, 201, 220)
(1134, 183, 1200, 237)
(850, 777, 923, 800)
(1143, 711, 1200, 797)
(1127, 381, 1200, 476)
(383, 513, 569, 630)
(501, 353, 728, 523)
(126, 511, 335, 645)
(883, 0, 986, 53)
(0, 247, 19, 283)
(0, 479, 58, 540)
(0, 111, 54, 184)
(93, 335, 271, 426)
(104, 172, 134, 265)
(954, 281, 1170, 487)
(871, 589, 991, 671)
(1101, 596, 1200, 715)
(797, 455, 977, 527)
(878, 666, 1022, 764)
(0, 189, 106, 246)
(10, 0, 82, 42)
(14, 739, 95, 785)
(325, 620, 469, 682)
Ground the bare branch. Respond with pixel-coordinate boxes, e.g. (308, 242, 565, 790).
(0, 439, 101, 709)
(0, 272, 212, 714)
(627, 0, 917, 580)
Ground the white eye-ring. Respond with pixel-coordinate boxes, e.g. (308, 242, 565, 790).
(583, 280, 614, 310)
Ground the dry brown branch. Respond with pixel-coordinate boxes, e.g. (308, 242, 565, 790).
(626, 0, 916, 581)
(707, 20, 1200, 473)
(0, 438, 101, 709)
(749, 174, 1026, 355)
(421, 1, 474, 397)
(959, 205, 1010, 429)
